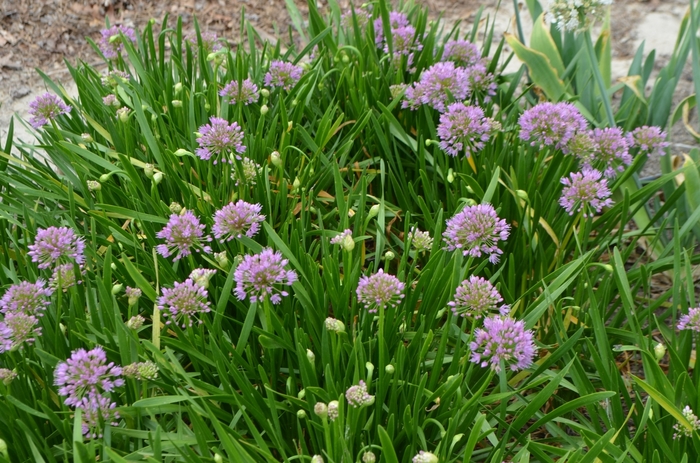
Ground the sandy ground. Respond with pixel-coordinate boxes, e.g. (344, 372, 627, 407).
(0, 0, 696, 177)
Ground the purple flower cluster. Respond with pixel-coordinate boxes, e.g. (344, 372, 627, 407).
(442, 40, 481, 67)
(559, 168, 613, 217)
(341, 8, 372, 31)
(437, 103, 500, 157)
(122, 361, 159, 381)
(54, 346, 124, 437)
(212, 200, 265, 242)
(374, 11, 410, 45)
(330, 229, 353, 246)
(678, 307, 700, 332)
(628, 126, 669, 155)
(28, 226, 86, 269)
(234, 248, 298, 304)
(385, 24, 422, 66)
(518, 102, 588, 152)
(50, 263, 83, 291)
(0, 312, 41, 352)
(264, 60, 304, 91)
(220, 79, 259, 105)
(186, 31, 223, 55)
(346, 380, 374, 407)
(467, 62, 497, 102)
(584, 127, 632, 178)
(403, 62, 470, 112)
(443, 204, 510, 263)
(28, 93, 72, 129)
(356, 269, 405, 313)
(448, 276, 508, 319)
(99, 25, 137, 59)
(156, 211, 212, 261)
(0, 280, 53, 316)
(158, 279, 211, 328)
(0, 368, 16, 385)
(195, 116, 246, 164)
(469, 315, 536, 372)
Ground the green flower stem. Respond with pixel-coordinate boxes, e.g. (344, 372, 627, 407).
(377, 303, 387, 426)
(152, 248, 161, 351)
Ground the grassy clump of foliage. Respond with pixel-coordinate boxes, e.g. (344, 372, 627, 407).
(2, 0, 700, 462)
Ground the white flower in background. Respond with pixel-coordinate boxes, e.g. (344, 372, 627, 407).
(546, 0, 612, 32)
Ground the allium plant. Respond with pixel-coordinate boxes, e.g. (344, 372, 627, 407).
(0, 313, 41, 352)
(403, 62, 470, 112)
(232, 157, 261, 186)
(412, 451, 439, 463)
(373, 11, 410, 46)
(0, 368, 17, 385)
(443, 204, 510, 263)
(212, 200, 265, 242)
(437, 103, 500, 157)
(470, 315, 537, 372)
(448, 276, 509, 319)
(220, 78, 260, 105)
(158, 279, 212, 328)
(156, 211, 212, 261)
(384, 25, 422, 66)
(546, 0, 612, 32)
(356, 269, 405, 313)
(54, 346, 124, 408)
(330, 229, 355, 251)
(28, 93, 72, 129)
(28, 226, 85, 269)
(628, 126, 669, 155)
(583, 127, 632, 178)
(99, 25, 137, 59)
(50, 263, 83, 291)
(678, 308, 700, 332)
(122, 361, 158, 381)
(76, 393, 120, 439)
(466, 62, 497, 101)
(559, 168, 614, 217)
(673, 406, 700, 439)
(518, 102, 588, 152)
(0, 280, 53, 316)
(186, 30, 223, 55)
(441, 39, 481, 67)
(195, 117, 247, 164)
(264, 60, 304, 91)
(233, 248, 298, 304)
(189, 268, 217, 289)
(346, 380, 374, 407)
(406, 227, 433, 252)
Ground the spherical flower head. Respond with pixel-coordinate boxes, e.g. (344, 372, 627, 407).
(77, 393, 119, 439)
(442, 40, 481, 67)
(0, 368, 17, 385)
(311, 456, 324, 463)
(0, 280, 53, 316)
(546, 0, 611, 32)
(341, 8, 371, 30)
(219, 79, 260, 105)
(584, 127, 632, 178)
(186, 30, 223, 55)
(330, 229, 355, 251)
(356, 269, 405, 314)
(195, 117, 246, 164)
(122, 361, 158, 381)
(28, 226, 85, 269)
(189, 268, 217, 289)
(234, 248, 298, 304)
(264, 60, 304, 91)
(559, 168, 614, 217)
(443, 204, 510, 263)
(213, 201, 265, 242)
(448, 276, 509, 319)
(126, 314, 145, 330)
(324, 317, 346, 333)
(407, 227, 433, 252)
(50, 263, 83, 291)
(156, 211, 212, 261)
(467, 62, 497, 101)
(0, 312, 41, 352)
(673, 405, 700, 439)
(102, 94, 119, 107)
(469, 315, 536, 372)
(567, 131, 595, 160)
(54, 346, 124, 407)
(678, 307, 700, 332)
(386, 25, 422, 66)
(28, 92, 72, 129)
(101, 70, 129, 87)
(99, 25, 137, 59)
(232, 157, 261, 186)
(125, 287, 142, 307)
(327, 400, 339, 421)
(362, 452, 377, 463)
(346, 380, 375, 407)
(373, 11, 410, 46)
(628, 126, 669, 156)
(314, 402, 328, 418)
(437, 103, 499, 157)
(403, 62, 471, 112)
(158, 279, 211, 328)
(412, 451, 439, 463)
(518, 102, 588, 152)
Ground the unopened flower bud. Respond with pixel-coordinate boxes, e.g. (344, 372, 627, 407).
(87, 180, 101, 191)
(110, 262, 117, 270)
(602, 264, 614, 273)
(169, 202, 183, 214)
(99, 173, 111, 183)
(261, 88, 270, 98)
(464, 198, 477, 206)
(0, 438, 7, 457)
(366, 361, 374, 380)
(151, 113, 158, 121)
(126, 314, 145, 330)
(292, 99, 298, 107)
(325, 317, 345, 333)
(173, 148, 192, 157)
(452, 434, 464, 445)
(292, 177, 301, 191)
(306, 349, 316, 363)
(81, 133, 94, 143)
(385, 364, 395, 375)
(368, 204, 380, 219)
(144, 164, 155, 178)
(60, 323, 66, 335)
(341, 234, 355, 252)
(204, 102, 211, 111)
(174, 82, 183, 95)
(172, 100, 183, 108)
(153, 172, 163, 184)
(111, 283, 123, 295)
(342, 54, 350, 64)
(516, 189, 529, 201)
(328, 400, 339, 421)
(425, 139, 436, 147)
(447, 168, 455, 184)
(190, 268, 217, 289)
(384, 250, 395, 261)
(260, 104, 269, 115)
(311, 456, 324, 463)
(297, 389, 306, 399)
(314, 402, 328, 418)
(296, 409, 307, 419)
(214, 453, 223, 463)
(117, 107, 130, 122)
(287, 121, 293, 132)
(126, 287, 142, 307)
(362, 452, 376, 463)
(654, 342, 666, 362)
(412, 451, 438, 463)
(215, 251, 229, 269)
(206, 52, 217, 62)
(270, 151, 282, 167)
(0, 369, 17, 386)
